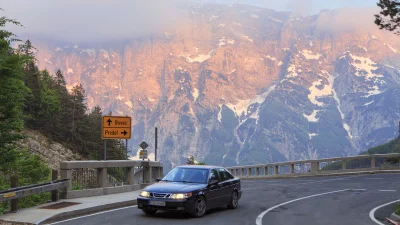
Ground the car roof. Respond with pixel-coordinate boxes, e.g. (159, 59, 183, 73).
(175, 165, 222, 170)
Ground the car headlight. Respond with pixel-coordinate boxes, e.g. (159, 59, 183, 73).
(170, 192, 192, 199)
(140, 191, 150, 198)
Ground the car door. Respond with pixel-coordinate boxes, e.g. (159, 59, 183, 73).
(206, 169, 222, 208)
(217, 168, 235, 204)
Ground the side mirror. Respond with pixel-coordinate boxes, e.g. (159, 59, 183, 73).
(209, 179, 219, 185)
(156, 178, 162, 182)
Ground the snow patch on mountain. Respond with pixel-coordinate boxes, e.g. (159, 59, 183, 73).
(116, 94, 124, 100)
(100, 49, 110, 60)
(80, 49, 95, 56)
(242, 35, 254, 43)
(286, 64, 298, 78)
(192, 88, 199, 101)
(226, 84, 276, 118)
(349, 54, 383, 80)
(363, 100, 374, 106)
(44, 59, 52, 64)
(303, 110, 320, 122)
(55, 47, 63, 52)
(301, 50, 321, 60)
(219, 23, 225, 27)
(269, 17, 283, 23)
(362, 86, 382, 98)
(227, 39, 235, 44)
(67, 68, 74, 74)
(328, 73, 353, 139)
(185, 52, 213, 63)
(308, 79, 332, 106)
(125, 100, 133, 108)
(209, 15, 219, 21)
(251, 14, 259, 19)
(309, 133, 318, 139)
(265, 55, 277, 61)
(384, 43, 398, 53)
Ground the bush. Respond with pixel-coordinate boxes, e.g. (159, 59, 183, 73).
(0, 149, 51, 215)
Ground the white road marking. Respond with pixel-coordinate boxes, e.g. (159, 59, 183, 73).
(350, 189, 367, 191)
(369, 199, 400, 225)
(379, 190, 397, 192)
(255, 189, 350, 225)
(366, 178, 383, 180)
(46, 205, 138, 225)
(298, 176, 360, 185)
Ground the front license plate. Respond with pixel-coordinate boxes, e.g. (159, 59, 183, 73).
(149, 201, 166, 206)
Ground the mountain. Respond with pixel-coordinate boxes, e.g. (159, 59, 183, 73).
(29, 4, 400, 171)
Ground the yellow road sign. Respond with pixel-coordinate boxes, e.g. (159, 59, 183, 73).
(3, 192, 16, 198)
(102, 116, 131, 139)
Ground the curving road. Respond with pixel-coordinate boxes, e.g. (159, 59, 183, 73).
(47, 174, 400, 225)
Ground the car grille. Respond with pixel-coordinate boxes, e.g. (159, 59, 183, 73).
(151, 193, 172, 198)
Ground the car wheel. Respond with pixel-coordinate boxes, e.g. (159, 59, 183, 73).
(227, 191, 238, 209)
(142, 209, 157, 215)
(191, 196, 207, 218)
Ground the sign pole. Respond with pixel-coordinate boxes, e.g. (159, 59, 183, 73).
(104, 140, 107, 161)
(125, 139, 128, 159)
(155, 127, 158, 162)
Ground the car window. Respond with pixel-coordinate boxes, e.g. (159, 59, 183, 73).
(209, 169, 219, 182)
(218, 168, 233, 181)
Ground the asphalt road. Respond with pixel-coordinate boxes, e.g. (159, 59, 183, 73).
(49, 174, 400, 225)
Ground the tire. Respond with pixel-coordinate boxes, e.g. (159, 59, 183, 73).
(190, 196, 207, 218)
(227, 191, 239, 209)
(142, 209, 157, 215)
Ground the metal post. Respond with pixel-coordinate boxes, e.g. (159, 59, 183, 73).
(52, 170, 58, 202)
(11, 176, 18, 212)
(155, 127, 158, 161)
(104, 140, 107, 161)
(126, 139, 128, 160)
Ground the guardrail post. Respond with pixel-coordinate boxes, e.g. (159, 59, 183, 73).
(311, 162, 319, 173)
(274, 165, 279, 175)
(52, 170, 58, 202)
(290, 164, 295, 174)
(342, 160, 347, 170)
(247, 168, 251, 177)
(10, 176, 18, 212)
(256, 167, 260, 176)
(127, 167, 135, 185)
(371, 155, 376, 168)
(60, 167, 72, 199)
(97, 168, 107, 188)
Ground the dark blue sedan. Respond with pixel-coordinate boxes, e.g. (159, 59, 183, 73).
(137, 165, 242, 217)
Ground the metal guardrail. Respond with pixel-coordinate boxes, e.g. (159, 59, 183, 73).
(226, 153, 400, 178)
(0, 179, 69, 202)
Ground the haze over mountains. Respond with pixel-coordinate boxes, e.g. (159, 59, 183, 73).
(17, 3, 400, 171)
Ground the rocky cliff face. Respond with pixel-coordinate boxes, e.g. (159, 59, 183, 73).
(31, 4, 400, 171)
(18, 130, 81, 171)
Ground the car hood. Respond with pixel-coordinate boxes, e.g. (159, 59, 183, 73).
(144, 182, 207, 193)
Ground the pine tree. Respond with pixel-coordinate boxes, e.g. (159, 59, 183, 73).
(375, 0, 400, 34)
(0, 15, 30, 172)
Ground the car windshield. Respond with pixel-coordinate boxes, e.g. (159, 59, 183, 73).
(162, 168, 208, 184)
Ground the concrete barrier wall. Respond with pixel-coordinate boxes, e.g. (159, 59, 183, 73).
(60, 160, 163, 199)
(226, 153, 400, 179)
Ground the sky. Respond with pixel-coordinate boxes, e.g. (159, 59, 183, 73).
(0, 0, 380, 43)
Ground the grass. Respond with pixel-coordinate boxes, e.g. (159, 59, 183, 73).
(394, 203, 400, 215)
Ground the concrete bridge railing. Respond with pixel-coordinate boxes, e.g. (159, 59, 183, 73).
(226, 153, 400, 179)
(60, 160, 163, 199)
